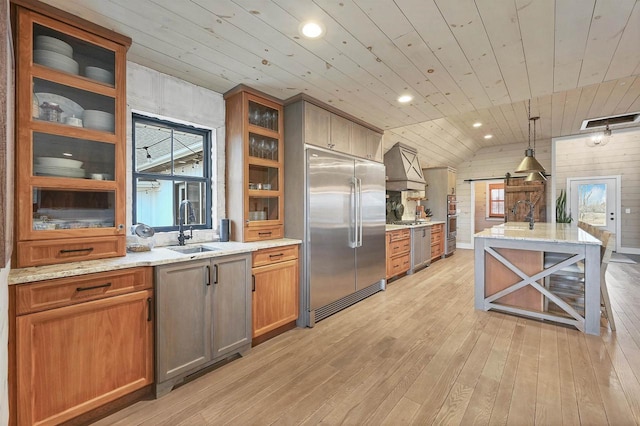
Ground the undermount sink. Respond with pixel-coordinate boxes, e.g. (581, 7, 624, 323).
(167, 245, 219, 254)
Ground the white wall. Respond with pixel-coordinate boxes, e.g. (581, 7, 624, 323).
(456, 139, 552, 247)
(0, 0, 11, 422)
(555, 129, 640, 249)
(126, 62, 226, 246)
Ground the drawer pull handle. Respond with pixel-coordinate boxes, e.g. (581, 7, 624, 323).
(60, 247, 94, 255)
(258, 231, 272, 236)
(269, 253, 284, 259)
(76, 282, 111, 292)
(147, 297, 152, 321)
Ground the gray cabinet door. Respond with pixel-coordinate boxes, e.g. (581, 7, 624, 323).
(212, 253, 252, 359)
(304, 102, 331, 148)
(155, 259, 212, 382)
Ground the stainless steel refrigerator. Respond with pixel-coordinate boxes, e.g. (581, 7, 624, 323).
(306, 148, 386, 324)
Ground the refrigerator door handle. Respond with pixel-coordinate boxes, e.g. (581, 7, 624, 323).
(350, 177, 358, 248)
(357, 177, 363, 247)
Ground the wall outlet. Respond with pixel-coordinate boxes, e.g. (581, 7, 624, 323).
(626, 208, 631, 214)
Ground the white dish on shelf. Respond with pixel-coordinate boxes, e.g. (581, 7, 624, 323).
(33, 49, 79, 75)
(85, 66, 114, 84)
(83, 110, 115, 132)
(35, 156, 83, 168)
(35, 35, 73, 57)
(34, 93, 84, 120)
(34, 165, 86, 178)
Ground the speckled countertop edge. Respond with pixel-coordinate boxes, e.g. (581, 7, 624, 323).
(9, 238, 302, 285)
(385, 220, 446, 231)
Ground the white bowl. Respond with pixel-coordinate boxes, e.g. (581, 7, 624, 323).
(35, 156, 83, 168)
(85, 66, 114, 84)
(33, 50, 79, 75)
(83, 110, 114, 132)
(35, 35, 73, 57)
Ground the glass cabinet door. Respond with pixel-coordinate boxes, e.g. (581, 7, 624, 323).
(32, 188, 116, 231)
(32, 23, 115, 85)
(247, 197, 280, 223)
(248, 101, 279, 132)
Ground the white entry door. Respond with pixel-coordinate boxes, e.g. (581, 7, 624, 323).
(567, 177, 618, 236)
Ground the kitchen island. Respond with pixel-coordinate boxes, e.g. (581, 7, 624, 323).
(474, 222, 602, 335)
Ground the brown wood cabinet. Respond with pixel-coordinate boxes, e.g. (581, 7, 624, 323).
(224, 85, 284, 242)
(13, 3, 131, 267)
(252, 245, 299, 341)
(386, 229, 411, 279)
(430, 223, 445, 262)
(11, 267, 153, 426)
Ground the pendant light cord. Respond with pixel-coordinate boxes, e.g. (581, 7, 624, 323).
(527, 99, 532, 149)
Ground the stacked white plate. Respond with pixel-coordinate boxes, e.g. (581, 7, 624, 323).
(35, 35, 73, 57)
(34, 156, 85, 178)
(34, 165, 86, 178)
(33, 49, 79, 75)
(36, 156, 83, 168)
(85, 66, 114, 85)
(83, 110, 115, 132)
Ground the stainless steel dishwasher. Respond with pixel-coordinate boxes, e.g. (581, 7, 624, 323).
(409, 225, 431, 273)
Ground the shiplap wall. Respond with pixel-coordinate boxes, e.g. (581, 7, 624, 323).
(474, 181, 504, 232)
(126, 62, 226, 246)
(456, 139, 553, 246)
(555, 130, 640, 249)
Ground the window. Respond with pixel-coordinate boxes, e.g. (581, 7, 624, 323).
(488, 183, 505, 218)
(132, 114, 211, 231)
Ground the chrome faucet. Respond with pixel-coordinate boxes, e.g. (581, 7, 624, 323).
(177, 199, 196, 245)
(512, 199, 536, 230)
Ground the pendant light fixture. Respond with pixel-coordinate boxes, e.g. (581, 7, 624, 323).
(524, 171, 547, 182)
(515, 100, 546, 174)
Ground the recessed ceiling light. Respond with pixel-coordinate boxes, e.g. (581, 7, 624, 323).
(473, 122, 482, 128)
(397, 95, 413, 103)
(484, 134, 493, 139)
(299, 21, 325, 39)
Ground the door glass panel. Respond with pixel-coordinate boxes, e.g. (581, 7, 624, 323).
(33, 23, 115, 85)
(248, 101, 278, 131)
(248, 165, 278, 191)
(248, 197, 279, 222)
(248, 133, 278, 161)
(32, 188, 115, 230)
(33, 78, 115, 132)
(33, 133, 115, 180)
(578, 183, 606, 226)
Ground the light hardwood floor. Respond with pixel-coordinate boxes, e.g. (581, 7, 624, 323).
(94, 249, 640, 425)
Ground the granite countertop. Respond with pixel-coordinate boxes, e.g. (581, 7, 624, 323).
(385, 220, 445, 231)
(474, 222, 601, 245)
(9, 238, 302, 285)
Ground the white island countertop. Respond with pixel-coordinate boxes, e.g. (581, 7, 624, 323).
(474, 222, 601, 245)
(9, 238, 302, 285)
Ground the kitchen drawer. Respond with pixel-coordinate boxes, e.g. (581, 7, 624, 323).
(431, 224, 443, 234)
(245, 225, 284, 242)
(389, 239, 411, 255)
(16, 236, 126, 267)
(388, 253, 410, 277)
(431, 232, 442, 244)
(388, 229, 410, 242)
(16, 267, 153, 315)
(252, 245, 299, 267)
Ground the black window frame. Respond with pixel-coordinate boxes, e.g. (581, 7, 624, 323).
(132, 113, 212, 232)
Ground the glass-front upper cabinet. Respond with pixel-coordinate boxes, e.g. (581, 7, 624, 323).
(225, 87, 284, 242)
(14, 4, 131, 267)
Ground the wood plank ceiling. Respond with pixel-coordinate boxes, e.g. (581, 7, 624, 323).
(42, 0, 640, 167)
